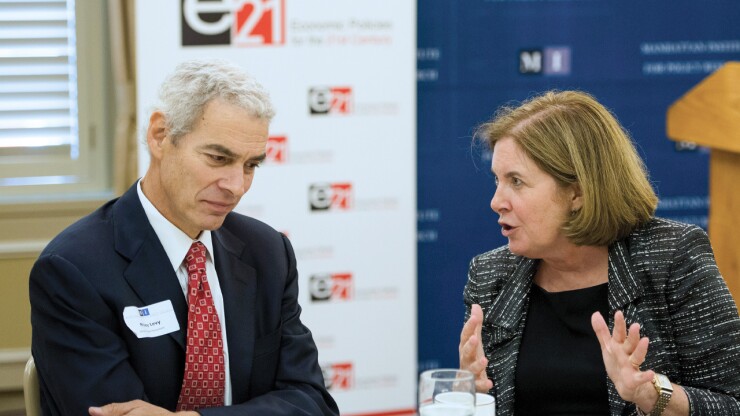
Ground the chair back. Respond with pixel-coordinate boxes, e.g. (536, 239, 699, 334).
(23, 356, 41, 416)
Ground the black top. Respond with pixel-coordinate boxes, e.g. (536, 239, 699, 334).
(514, 283, 610, 416)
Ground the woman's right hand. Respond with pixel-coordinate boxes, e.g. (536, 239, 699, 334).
(459, 304, 493, 392)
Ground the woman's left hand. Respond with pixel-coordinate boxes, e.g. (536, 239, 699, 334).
(591, 310, 658, 411)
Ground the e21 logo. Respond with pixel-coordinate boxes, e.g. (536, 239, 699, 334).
(182, 0, 285, 47)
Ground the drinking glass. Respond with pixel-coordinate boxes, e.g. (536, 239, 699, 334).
(418, 369, 475, 416)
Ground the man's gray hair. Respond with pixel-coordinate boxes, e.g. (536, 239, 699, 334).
(154, 59, 275, 141)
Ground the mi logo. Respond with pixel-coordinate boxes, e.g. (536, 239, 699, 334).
(519, 49, 542, 73)
(519, 47, 571, 75)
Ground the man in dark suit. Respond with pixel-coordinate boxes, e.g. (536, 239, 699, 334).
(30, 60, 339, 416)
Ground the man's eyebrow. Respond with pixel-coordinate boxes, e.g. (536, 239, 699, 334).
(250, 153, 267, 163)
(200, 145, 266, 164)
(201, 144, 237, 158)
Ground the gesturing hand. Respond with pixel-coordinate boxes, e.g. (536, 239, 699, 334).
(591, 311, 658, 411)
(459, 304, 493, 392)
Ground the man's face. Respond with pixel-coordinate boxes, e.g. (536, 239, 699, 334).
(147, 99, 269, 238)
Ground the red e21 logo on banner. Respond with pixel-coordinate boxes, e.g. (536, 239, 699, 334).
(182, 0, 285, 47)
(308, 87, 354, 115)
(234, 0, 285, 46)
(330, 273, 353, 299)
(322, 362, 354, 391)
(309, 183, 353, 211)
(265, 136, 287, 164)
(309, 273, 354, 302)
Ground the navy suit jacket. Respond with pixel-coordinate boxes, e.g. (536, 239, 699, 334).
(30, 184, 339, 415)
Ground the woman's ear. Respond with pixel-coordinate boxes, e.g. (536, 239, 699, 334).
(570, 183, 584, 212)
(146, 111, 168, 159)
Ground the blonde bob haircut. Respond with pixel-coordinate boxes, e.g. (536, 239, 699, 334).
(477, 90, 658, 246)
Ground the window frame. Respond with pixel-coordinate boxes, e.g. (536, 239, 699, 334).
(0, 0, 114, 204)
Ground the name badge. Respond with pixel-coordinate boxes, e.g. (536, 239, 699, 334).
(123, 300, 180, 338)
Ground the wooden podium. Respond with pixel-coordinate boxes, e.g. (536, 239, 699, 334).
(666, 62, 740, 305)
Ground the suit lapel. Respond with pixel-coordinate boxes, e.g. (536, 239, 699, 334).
(486, 257, 537, 342)
(113, 184, 188, 350)
(213, 226, 257, 403)
(607, 240, 643, 314)
(123, 237, 188, 349)
(485, 256, 537, 416)
(606, 239, 644, 416)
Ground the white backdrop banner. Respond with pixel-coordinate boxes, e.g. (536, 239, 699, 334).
(135, 1, 417, 414)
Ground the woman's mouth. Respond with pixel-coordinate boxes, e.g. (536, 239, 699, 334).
(499, 222, 515, 237)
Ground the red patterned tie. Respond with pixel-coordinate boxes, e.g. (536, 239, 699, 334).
(177, 241, 225, 411)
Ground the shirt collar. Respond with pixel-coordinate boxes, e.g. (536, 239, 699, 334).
(137, 178, 215, 270)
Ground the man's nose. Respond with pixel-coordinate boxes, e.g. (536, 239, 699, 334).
(220, 167, 247, 198)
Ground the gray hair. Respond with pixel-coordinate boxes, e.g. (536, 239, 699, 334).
(154, 59, 275, 142)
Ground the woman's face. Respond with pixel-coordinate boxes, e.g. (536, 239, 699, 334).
(490, 137, 580, 259)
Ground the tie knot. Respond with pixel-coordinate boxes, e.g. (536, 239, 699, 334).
(185, 241, 207, 268)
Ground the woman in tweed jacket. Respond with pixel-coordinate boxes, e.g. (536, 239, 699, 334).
(459, 91, 740, 416)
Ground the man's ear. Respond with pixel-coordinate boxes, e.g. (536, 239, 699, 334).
(146, 111, 168, 159)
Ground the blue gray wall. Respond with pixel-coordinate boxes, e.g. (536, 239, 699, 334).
(417, 0, 740, 371)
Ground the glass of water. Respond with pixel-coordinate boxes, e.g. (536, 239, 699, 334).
(418, 369, 475, 416)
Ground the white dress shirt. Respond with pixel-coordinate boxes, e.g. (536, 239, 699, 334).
(137, 179, 232, 405)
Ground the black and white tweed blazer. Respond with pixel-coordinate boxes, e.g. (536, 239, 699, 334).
(463, 218, 740, 415)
